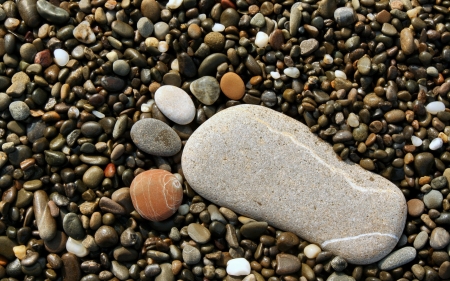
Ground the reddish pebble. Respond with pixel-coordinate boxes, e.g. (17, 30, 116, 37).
(221, 0, 236, 9)
(34, 50, 52, 68)
(104, 163, 116, 178)
(130, 169, 183, 221)
(407, 199, 424, 217)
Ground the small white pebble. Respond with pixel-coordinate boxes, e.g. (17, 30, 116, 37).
(171, 59, 179, 71)
(145, 37, 159, 48)
(53, 49, 70, 67)
(141, 103, 151, 113)
(158, 41, 169, 52)
(255, 31, 269, 48)
(429, 137, 444, 150)
(284, 67, 300, 78)
(347, 112, 360, 127)
(304, 244, 322, 259)
(212, 23, 225, 32)
(106, 51, 118, 62)
(366, 13, 375, 21)
(226, 258, 251, 276)
(92, 110, 105, 118)
(334, 70, 347, 79)
(323, 54, 333, 64)
(270, 71, 280, 79)
(166, 0, 182, 9)
(411, 136, 423, 147)
(351, 0, 360, 10)
(66, 237, 89, 257)
(426, 101, 446, 114)
(198, 14, 207, 21)
(178, 204, 189, 215)
(62, 146, 71, 155)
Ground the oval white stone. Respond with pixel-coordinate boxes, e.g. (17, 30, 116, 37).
(255, 32, 269, 48)
(66, 237, 89, 257)
(270, 71, 280, 79)
(155, 85, 196, 125)
(429, 138, 443, 150)
(166, 0, 182, 9)
(226, 258, 251, 276)
(335, 70, 347, 79)
(304, 244, 322, 259)
(284, 67, 300, 78)
(182, 105, 407, 265)
(54, 49, 69, 66)
(212, 23, 225, 32)
(411, 136, 422, 147)
(426, 101, 445, 114)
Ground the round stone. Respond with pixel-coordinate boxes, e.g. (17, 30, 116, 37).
(112, 60, 130, 76)
(73, 21, 95, 44)
(182, 244, 201, 265)
(423, 190, 443, 209)
(82, 166, 104, 189)
(9, 101, 30, 121)
(53, 49, 69, 66)
(226, 258, 251, 276)
(334, 7, 356, 26)
(130, 169, 183, 221)
(130, 118, 182, 156)
(137, 17, 153, 37)
(187, 223, 211, 243)
(407, 199, 424, 217)
(94, 226, 118, 248)
(204, 32, 225, 52)
(155, 85, 196, 125)
(220, 72, 245, 100)
(430, 227, 450, 249)
(190, 76, 220, 105)
(304, 244, 322, 259)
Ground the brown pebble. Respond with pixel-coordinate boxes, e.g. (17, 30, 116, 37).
(407, 199, 424, 217)
(220, 72, 245, 100)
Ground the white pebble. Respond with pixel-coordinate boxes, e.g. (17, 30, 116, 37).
(141, 103, 151, 113)
(171, 59, 179, 71)
(430, 137, 444, 150)
(411, 136, 423, 147)
(304, 244, 322, 259)
(158, 41, 169, 52)
(347, 112, 360, 127)
(323, 54, 333, 64)
(166, 0, 182, 9)
(426, 101, 446, 114)
(53, 49, 70, 67)
(66, 237, 89, 257)
(270, 71, 280, 79)
(227, 258, 251, 276)
(178, 204, 190, 215)
(352, 0, 360, 10)
(334, 70, 347, 79)
(145, 37, 159, 48)
(212, 23, 225, 32)
(106, 51, 118, 62)
(367, 13, 375, 21)
(198, 14, 207, 21)
(92, 110, 105, 118)
(255, 32, 269, 48)
(284, 67, 300, 78)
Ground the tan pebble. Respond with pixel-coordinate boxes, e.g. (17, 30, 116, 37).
(130, 169, 183, 221)
(419, 176, 431, 185)
(304, 244, 322, 259)
(220, 72, 245, 100)
(438, 132, 448, 143)
(407, 199, 424, 217)
(13, 245, 27, 260)
(172, 260, 182, 275)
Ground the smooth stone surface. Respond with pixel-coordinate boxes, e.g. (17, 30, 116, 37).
(63, 213, 85, 240)
(33, 190, 57, 241)
(36, 0, 69, 23)
(227, 258, 251, 276)
(190, 76, 220, 105)
(0, 236, 18, 260)
(187, 223, 211, 243)
(131, 118, 181, 156)
(377, 247, 416, 270)
(220, 72, 245, 100)
(155, 85, 196, 125)
(430, 227, 450, 249)
(182, 244, 201, 265)
(198, 53, 228, 77)
(130, 169, 183, 221)
(182, 105, 407, 264)
(9, 101, 30, 120)
(276, 253, 301, 275)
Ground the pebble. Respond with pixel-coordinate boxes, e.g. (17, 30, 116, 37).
(407, 199, 424, 216)
(277, 232, 300, 251)
(36, 0, 69, 23)
(413, 231, 428, 249)
(430, 137, 444, 150)
(155, 85, 196, 125)
(82, 166, 104, 189)
(430, 227, 450, 249)
(227, 258, 251, 276)
(0, 236, 18, 260)
(220, 72, 245, 100)
(53, 49, 69, 66)
(327, 272, 356, 281)
(167, 0, 183, 9)
(377, 247, 416, 270)
(182, 245, 201, 265)
(425, 101, 445, 115)
(255, 32, 269, 48)
(331, 256, 348, 272)
(414, 152, 434, 176)
(400, 28, 414, 55)
(137, 17, 153, 37)
(130, 169, 183, 221)
(289, 3, 302, 36)
(190, 76, 221, 105)
(63, 213, 85, 240)
(94, 226, 118, 248)
(112, 60, 130, 76)
(111, 261, 129, 280)
(304, 244, 322, 259)
(187, 223, 211, 243)
(411, 136, 423, 146)
(66, 237, 89, 258)
(284, 67, 300, 78)
(33, 190, 57, 241)
(275, 253, 301, 275)
(131, 118, 181, 156)
(182, 105, 407, 264)
(141, 0, 160, 22)
(334, 7, 356, 26)
(73, 21, 96, 44)
(240, 221, 268, 239)
(423, 190, 443, 209)
(300, 39, 319, 56)
(9, 101, 30, 121)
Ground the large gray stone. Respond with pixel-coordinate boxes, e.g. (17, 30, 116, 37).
(182, 105, 407, 265)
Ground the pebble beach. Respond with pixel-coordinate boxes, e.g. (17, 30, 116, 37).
(0, 0, 450, 280)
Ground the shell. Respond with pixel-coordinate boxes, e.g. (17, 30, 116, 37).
(130, 169, 183, 221)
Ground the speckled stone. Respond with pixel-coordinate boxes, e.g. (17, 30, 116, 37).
(182, 105, 407, 265)
(130, 118, 182, 156)
(377, 247, 416, 270)
(130, 169, 183, 221)
(154, 85, 196, 125)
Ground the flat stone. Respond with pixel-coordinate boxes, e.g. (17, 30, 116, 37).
(289, 3, 302, 36)
(300, 39, 319, 56)
(33, 190, 57, 241)
(131, 118, 182, 156)
(377, 247, 416, 270)
(155, 85, 196, 125)
(182, 105, 407, 264)
(130, 169, 183, 221)
(276, 253, 301, 275)
(187, 223, 211, 243)
(190, 76, 220, 105)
